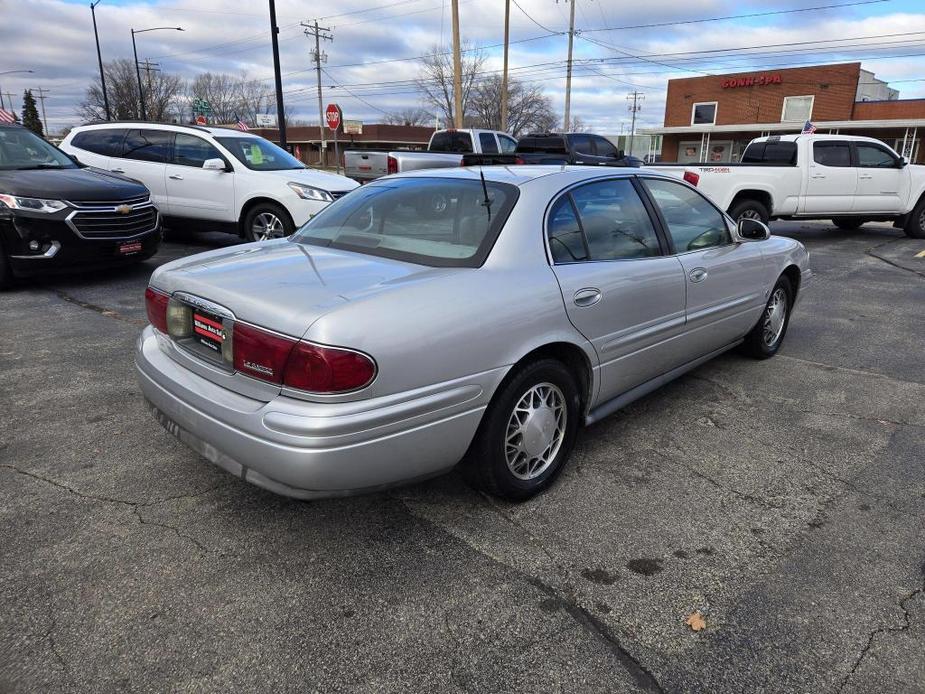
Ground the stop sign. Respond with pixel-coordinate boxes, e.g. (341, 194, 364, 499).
(195, 114, 207, 125)
(325, 103, 341, 132)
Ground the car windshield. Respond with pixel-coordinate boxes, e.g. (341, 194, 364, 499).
(291, 177, 519, 268)
(0, 128, 76, 170)
(214, 136, 304, 171)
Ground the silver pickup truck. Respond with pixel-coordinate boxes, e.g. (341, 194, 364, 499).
(344, 129, 518, 182)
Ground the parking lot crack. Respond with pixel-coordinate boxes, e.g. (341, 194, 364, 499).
(837, 568, 925, 693)
(43, 608, 74, 686)
(132, 506, 208, 553)
(50, 289, 147, 328)
(478, 492, 559, 564)
(865, 238, 925, 280)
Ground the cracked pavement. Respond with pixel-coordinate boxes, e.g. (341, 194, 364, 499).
(1, 221, 923, 692)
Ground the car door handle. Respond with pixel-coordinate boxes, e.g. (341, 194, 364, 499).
(169, 174, 184, 180)
(110, 168, 125, 173)
(810, 174, 826, 179)
(689, 267, 708, 283)
(573, 288, 602, 307)
(859, 174, 873, 180)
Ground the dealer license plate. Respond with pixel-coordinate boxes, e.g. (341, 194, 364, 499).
(192, 309, 225, 353)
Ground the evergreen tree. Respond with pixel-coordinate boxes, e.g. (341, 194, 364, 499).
(21, 90, 43, 136)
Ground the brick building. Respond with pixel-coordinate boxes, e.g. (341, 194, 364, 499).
(641, 62, 925, 164)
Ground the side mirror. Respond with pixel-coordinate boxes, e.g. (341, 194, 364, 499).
(66, 153, 85, 167)
(898, 158, 908, 169)
(203, 158, 227, 171)
(737, 217, 771, 241)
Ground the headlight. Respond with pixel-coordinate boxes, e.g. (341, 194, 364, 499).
(287, 182, 333, 202)
(0, 194, 68, 213)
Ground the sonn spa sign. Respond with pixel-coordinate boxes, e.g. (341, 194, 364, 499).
(721, 74, 783, 89)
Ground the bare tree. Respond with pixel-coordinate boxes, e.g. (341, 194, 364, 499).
(385, 107, 432, 127)
(78, 58, 183, 122)
(469, 75, 558, 137)
(417, 42, 485, 126)
(565, 115, 589, 133)
(186, 72, 270, 125)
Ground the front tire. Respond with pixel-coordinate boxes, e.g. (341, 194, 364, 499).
(462, 359, 580, 501)
(832, 217, 865, 231)
(904, 198, 925, 238)
(740, 276, 793, 359)
(243, 203, 294, 242)
(728, 199, 769, 225)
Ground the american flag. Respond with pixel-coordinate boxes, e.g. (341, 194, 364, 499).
(802, 120, 817, 134)
(0, 109, 15, 124)
(235, 115, 249, 132)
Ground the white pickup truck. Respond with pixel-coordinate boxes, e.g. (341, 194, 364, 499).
(344, 128, 518, 182)
(655, 134, 925, 238)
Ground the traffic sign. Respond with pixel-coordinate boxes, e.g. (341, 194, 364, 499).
(325, 103, 341, 131)
(195, 114, 207, 125)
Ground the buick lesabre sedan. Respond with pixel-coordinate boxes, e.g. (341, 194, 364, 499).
(137, 166, 810, 501)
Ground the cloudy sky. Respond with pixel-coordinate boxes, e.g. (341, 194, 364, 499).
(4, 0, 925, 134)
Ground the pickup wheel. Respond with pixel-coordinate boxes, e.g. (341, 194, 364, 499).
(740, 275, 793, 359)
(832, 217, 865, 231)
(243, 203, 294, 242)
(905, 199, 925, 238)
(461, 359, 580, 501)
(728, 199, 769, 225)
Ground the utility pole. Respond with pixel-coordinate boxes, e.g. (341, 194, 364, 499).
(302, 20, 333, 165)
(90, 0, 110, 120)
(626, 90, 644, 137)
(563, 0, 576, 131)
(500, 0, 510, 132)
(451, 0, 463, 128)
(34, 87, 50, 134)
(268, 0, 287, 148)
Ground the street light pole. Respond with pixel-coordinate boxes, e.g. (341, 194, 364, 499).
(91, 0, 110, 120)
(0, 70, 34, 112)
(131, 26, 183, 122)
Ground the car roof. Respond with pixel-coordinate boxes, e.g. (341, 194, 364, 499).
(389, 164, 673, 187)
(71, 121, 257, 138)
(750, 133, 881, 143)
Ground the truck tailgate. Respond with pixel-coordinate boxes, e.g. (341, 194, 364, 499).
(345, 151, 388, 182)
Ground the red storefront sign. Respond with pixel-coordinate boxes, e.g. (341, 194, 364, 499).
(721, 74, 783, 89)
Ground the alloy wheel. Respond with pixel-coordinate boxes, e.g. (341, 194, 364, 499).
(252, 212, 286, 241)
(738, 209, 762, 221)
(504, 383, 567, 480)
(762, 287, 788, 347)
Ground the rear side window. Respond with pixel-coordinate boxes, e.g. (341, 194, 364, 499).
(429, 131, 473, 153)
(643, 178, 731, 253)
(478, 132, 499, 154)
(547, 196, 588, 263)
(173, 133, 223, 167)
(813, 141, 851, 167)
(856, 143, 898, 168)
(122, 129, 173, 163)
(71, 129, 127, 157)
(516, 136, 567, 154)
(741, 141, 797, 165)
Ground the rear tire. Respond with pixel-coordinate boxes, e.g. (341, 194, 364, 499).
(832, 217, 865, 231)
(728, 199, 769, 225)
(243, 203, 294, 242)
(904, 198, 925, 238)
(461, 359, 580, 501)
(740, 276, 793, 359)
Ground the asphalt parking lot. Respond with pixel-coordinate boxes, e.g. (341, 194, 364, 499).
(1, 221, 923, 693)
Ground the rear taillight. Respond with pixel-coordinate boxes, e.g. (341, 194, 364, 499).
(283, 342, 376, 393)
(145, 286, 169, 333)
(232, 322, 297, 384)
(232, 322, 376, 393)
(387, 155, 398, 175)
(683, 170, 700, 186)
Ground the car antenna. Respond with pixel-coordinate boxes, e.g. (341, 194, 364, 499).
(478, 166, 492, 222)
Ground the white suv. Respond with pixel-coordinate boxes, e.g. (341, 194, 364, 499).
(60, 123, 358, 240)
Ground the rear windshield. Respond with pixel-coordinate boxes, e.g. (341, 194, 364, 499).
(516, 136, 567, 154)
(741, 140, 798, 165)
(291, 177, 519, 268)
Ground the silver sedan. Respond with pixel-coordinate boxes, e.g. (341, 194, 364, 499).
(137, 166, 810, 501)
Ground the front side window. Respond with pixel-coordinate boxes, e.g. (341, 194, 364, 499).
(782, 95, 814, 122)
(644, 178, 731, 253)
(692, 102, 717, 125)
(856, 143, 898, 168)
(813, 141, 851, 167)
(593, 136, 618, 158)
(0, 128, 76, 170)
(570, 134, 593, 155)
(292, 177, 518, 268)
(479, 132, 499, 154)
(173, 133, 223, 167)
(214, 136, 303, 171)
(547, 179, 662, 263)
(122, 129, 173, 163)
(72, 129, 126, 157)
(499, 135, 517, 153)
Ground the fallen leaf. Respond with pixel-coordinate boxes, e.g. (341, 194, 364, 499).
(685, 611, 707, 632)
